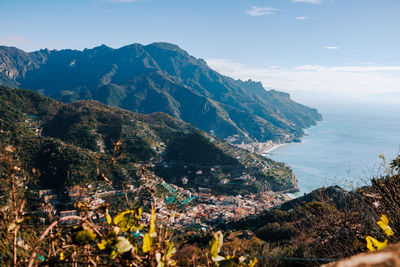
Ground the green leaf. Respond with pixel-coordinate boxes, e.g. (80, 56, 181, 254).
(106, 213, 112, 225)
(165, 241, 176, 258)
(210, 238, 219, 259)
(248, 257, 258, 267)
(135, 207, 142, 219)
(142, 233, 152, 253)
(215, 231, 223, 251)
(16, 217, 31, 224)
(377, 214, 394, 236)
(209, 231, 224, 260)
(59, 252, 65, 261)
(131, 223, 146, 231)
(97, 239, 107, 250)
(218, 258, 237, 267)
(74, 229, 97, 245)
(149, 206, 156, 235)
(113, 208, 142, 232)
(110, 250, 118, 259)
(366, 236, 388, 251)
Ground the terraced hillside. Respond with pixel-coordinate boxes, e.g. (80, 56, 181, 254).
(0, 87, 297, 197)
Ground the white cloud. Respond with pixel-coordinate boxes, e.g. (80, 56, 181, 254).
(293, 0, 322, 4)
(246, 6, 278, 16)
(206, 58, 400, 104)
(294, 65, 400, 72)
(296, 16, 309, 20)
(324, 46, 340, 50)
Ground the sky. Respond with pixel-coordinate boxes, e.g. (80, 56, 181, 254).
(1, 0, 400, 106)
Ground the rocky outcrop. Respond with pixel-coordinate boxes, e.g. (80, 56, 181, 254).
(323, 243, 400, 267)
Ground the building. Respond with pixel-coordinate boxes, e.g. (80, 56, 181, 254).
(60, 210, 79, 225)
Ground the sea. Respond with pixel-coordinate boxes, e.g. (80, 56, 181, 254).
(268, 103, 400, 196)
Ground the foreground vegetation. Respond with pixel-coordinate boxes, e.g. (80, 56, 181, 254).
(0, 143, 259, 266)
(2, 137, 400, 266)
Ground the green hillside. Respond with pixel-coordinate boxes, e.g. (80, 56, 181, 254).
(0, 43, 322, 143)
(0, 86, 297, 195)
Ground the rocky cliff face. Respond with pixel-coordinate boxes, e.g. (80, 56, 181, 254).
(0, 43, 322, 143)
(323, 242, 400, 267)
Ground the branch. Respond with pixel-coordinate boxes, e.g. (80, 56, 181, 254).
(27, 215, 84, 267)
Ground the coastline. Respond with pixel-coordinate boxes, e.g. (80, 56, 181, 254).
(235, 141, 289, 155)
(285, 193, 296, 200)
(233, 138, 307, 198)
(262, 143, 287, 155)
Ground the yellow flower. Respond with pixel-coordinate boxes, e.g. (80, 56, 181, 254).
(377, 215, 394, 236)
(365, 236, 388, 252)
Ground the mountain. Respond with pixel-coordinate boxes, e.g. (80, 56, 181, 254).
(0, 43, 322, 143)
(0, 86, 297, 195)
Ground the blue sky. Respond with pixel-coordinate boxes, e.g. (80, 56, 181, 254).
(1, 0, 400, 104)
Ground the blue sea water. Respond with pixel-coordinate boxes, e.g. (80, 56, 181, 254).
(269, 104, 400, 195)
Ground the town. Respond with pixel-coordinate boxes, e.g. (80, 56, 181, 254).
(31, 177, 294, 232)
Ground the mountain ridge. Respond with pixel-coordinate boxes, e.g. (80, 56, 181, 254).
(0, 43, 322, 143)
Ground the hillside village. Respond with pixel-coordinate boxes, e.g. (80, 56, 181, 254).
(19, 110, 291, 233)
(15, 102, 297, 234)
(32, 177, 294, 232)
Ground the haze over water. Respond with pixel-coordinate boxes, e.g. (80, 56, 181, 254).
(269, 103, 400, 195)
